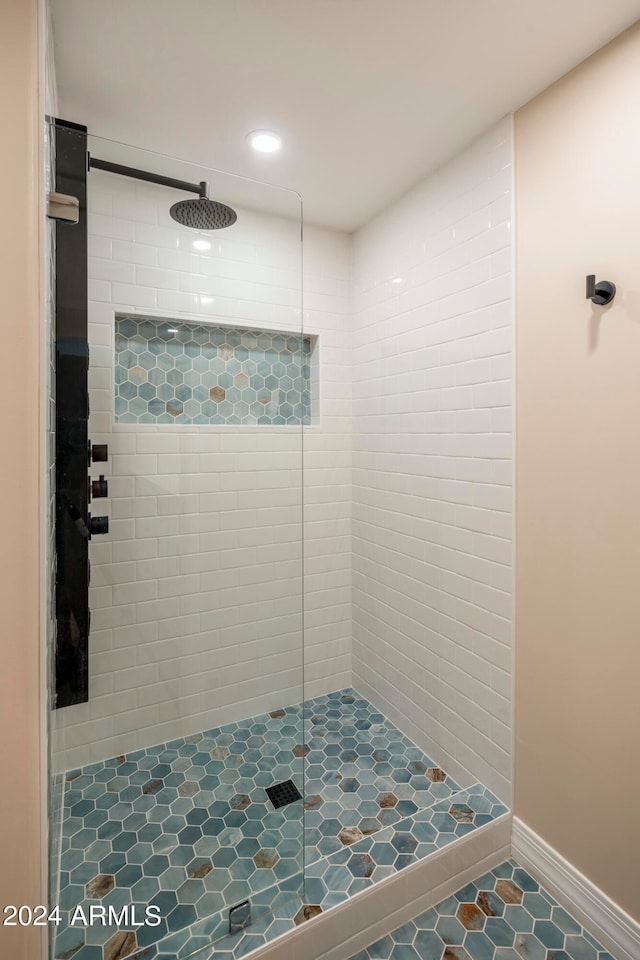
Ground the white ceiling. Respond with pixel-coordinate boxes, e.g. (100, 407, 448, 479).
(52, 0, 640, 232)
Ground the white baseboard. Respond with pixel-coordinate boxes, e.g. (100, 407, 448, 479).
(512, 817, 640, 960)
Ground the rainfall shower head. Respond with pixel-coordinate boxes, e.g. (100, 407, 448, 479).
(89, 156, 237, 230)
(169, 196, 237, 230)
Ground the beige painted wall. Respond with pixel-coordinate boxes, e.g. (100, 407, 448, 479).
(515, 21, 640, 921)
(0, 0, 45, 956)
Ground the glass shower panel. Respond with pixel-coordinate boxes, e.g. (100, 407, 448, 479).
(49, 135, 303, 959)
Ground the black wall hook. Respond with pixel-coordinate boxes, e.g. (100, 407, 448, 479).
(586, 274, 616, 306)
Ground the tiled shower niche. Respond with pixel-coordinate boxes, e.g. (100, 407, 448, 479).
(115, 315, 314, 425)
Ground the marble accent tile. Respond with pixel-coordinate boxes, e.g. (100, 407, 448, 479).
(85, 874, 115, 898)
(293, 904, 323, 925)
(104, 930, 137, 960)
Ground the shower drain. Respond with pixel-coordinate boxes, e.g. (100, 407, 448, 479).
(265, 779, 302, 809)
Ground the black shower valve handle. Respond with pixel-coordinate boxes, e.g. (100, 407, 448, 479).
(90, 475, 109, 499)
(88, 440, 109, 464)
(88, 515, 109, 536)
(68, 501, 109, 538)
(92, 443, 109, 463)
(586, 274, 616, 306)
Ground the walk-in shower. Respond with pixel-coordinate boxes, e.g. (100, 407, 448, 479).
(47, 123, 511, 960)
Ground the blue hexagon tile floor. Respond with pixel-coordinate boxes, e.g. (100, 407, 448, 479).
(343, 860, 614, 960)
(146, 783, 507, 960)
(156, 860, 615, 960)
(54, 690, 504, 960)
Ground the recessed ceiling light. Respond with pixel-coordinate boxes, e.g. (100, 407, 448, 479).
(192, 239, 211, 251)
(392, 276, 404, 284)
(247, 130, 282, 153)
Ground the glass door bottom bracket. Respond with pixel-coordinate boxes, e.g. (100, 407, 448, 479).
(229, 900, 251, 935)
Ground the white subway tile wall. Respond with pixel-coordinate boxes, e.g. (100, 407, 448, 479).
(351, 118, 513, 802)
(53, 172, 352, 771)
(54, 119, 513, 803)
(301, 228, 353, 701)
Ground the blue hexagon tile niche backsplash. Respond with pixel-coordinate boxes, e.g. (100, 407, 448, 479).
(114, 315, 313, 425)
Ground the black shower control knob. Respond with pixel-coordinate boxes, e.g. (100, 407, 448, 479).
(87, 440, 109, 464)
(88, 515, 109, 536)
(91, 475, 108, 498)
(92, 443, 109, 462)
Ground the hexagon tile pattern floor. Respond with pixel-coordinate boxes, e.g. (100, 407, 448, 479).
(145, 859, 614, 960)
(54, 689, 493, 960)
(344, 860, 614, 960)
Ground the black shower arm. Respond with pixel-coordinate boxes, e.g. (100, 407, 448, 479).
(88, 155, 209, 200)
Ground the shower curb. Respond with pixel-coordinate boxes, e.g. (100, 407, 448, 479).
(149, 783, 505, 959)
(223, 812, 512, 960)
